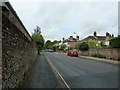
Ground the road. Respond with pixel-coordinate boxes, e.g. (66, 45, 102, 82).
(45, 52, 118, 88)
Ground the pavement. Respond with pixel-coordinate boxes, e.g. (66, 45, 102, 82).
(78, 55, 119, 65)
(24, 54, 60, 88)
(45, 52, 119, 88)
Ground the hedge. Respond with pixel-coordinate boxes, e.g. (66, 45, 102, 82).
(109, 36, 120, 48)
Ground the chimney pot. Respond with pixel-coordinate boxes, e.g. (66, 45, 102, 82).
(94, 32, 97, 37)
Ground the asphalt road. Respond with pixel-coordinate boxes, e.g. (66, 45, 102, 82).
(45, 52, 119, 88)
(25, 54, 59, 88)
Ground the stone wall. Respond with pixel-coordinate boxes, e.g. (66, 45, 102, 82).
(2, 3, 38, 88)
(0, 5, 2, 89)
(79, 48, 120, 60)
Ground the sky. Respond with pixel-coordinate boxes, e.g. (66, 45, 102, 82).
(9, 0, 119, 41)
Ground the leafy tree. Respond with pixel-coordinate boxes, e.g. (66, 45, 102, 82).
(109, 36, 120, 48)
(44, 40, 53, 49)
(88, 39, 101, 48)
(32, 26, 45, 52)
(52, 45, 58, 51)
(68, 47, 74, 50)
(78, 42, 89, 51)
(52, 40, 58, 44)
(59, 44, 66, 50)
(32, 34, 44, 47)
(34, 26, 41, 35)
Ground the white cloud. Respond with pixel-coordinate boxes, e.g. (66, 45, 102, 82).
(42, 28, 60, 39)
(9, 1, 118, 41)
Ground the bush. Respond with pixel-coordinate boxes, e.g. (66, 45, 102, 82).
(88, 39, 102, 48)
(92, 54, 106, 59)
(79, 42, 89, 51)
(68, 47, 74, 50)
(109, 36, 120, 48)
(117, 58, 120, 61)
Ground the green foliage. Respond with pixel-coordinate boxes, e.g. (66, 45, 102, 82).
(88, 39, 101, 48)
(92, 54, 106, 59)
(52, 40, 59, 44)
(109, 36, 120, 48)
(68, 47, 74, 50)
(59, 44, 66, 50)
(32, 34, 44, 46)
(44, 40, 53, 49)
(78, 42, 89, 51)
(32, 26, 44, 50)
(52, 45, 59, 51)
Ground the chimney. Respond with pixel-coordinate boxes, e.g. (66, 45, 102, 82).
(70, 36, 73, 40)
(94, 32, 97, 37)
(106, 32, 110, 37)
(112, 34, 114, 37)
(76, 36, 79, 40)
(63, 38, 65, 41)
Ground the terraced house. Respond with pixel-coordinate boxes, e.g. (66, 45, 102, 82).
(82, 32, 112, 45)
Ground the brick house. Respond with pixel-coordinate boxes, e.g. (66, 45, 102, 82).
(62, 36, 80, 48)
(82, 32, 112, 45)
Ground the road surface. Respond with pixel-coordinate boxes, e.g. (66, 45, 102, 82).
(45, 52, 118, 88)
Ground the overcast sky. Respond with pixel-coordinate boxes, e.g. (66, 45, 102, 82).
(9, 0, 118, 41)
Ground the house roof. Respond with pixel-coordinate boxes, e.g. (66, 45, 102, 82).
(96, 36, 106, 40)
(83, 36, 106, 41)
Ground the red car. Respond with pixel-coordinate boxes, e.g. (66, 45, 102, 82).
(67, 50, 72, 56)
(67, 50, 78, 57)
(71, 50, 78, 57)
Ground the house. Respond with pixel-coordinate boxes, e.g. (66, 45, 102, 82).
(82, 32, 112, 45)
(62, 35, 80, 48)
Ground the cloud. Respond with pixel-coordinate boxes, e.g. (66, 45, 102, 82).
(9, 1, 118, 41)
(42, 28, 60, 39)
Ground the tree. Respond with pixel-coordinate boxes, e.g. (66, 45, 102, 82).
(59, 44, 66, 50)
(32, 26, 45, 52)
(34, 26, 41, 35)
(52, 45, 58, 51)
(88, 39, 101, 48)
(52, 40, 58, 44)
(78, 42, 89, 51)
(109, 36, 120, 48)
(68, 47, 74, 50)
(44, 40, 53, 49)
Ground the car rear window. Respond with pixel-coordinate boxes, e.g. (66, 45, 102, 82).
(72, 51, 78, 53)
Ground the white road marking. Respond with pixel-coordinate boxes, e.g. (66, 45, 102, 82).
(44, 54, 71, 89)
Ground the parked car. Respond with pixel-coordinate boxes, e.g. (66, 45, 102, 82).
(70, 50, 78, 57)
(67, 50, 72, 56)
(45, 49, 53, 52)
(67, 50, 78, 57)
(48, 49, 54, 52)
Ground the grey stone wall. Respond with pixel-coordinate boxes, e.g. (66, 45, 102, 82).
(79, 48, 120, 60)
(0, 5, 2, 89)
(2, 5, 38, 88)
